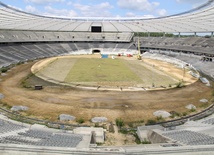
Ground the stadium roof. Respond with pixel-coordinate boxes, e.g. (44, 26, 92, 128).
(0, 0, 214, 33)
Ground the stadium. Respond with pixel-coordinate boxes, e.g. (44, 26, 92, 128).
(0, 0, 214, 154)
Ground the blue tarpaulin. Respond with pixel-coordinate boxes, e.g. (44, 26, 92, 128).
(101, 54, 108, 58)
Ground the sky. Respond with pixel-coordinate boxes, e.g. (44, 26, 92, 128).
(0, 0, 208, 18)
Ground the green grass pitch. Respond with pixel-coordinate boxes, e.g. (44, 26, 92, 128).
(64, 58, 143, 83)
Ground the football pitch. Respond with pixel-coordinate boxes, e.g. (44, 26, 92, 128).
(64, 58, 142, 83)
(35, 56, 179, 88)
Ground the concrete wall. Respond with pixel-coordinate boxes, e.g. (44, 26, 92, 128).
(147, 130, 170, 144)
(73, 127, 105, 143)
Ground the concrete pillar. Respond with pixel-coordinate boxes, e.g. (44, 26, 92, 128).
(178, 32, 181, 38)
(194, 32, 197, 37)
(211, 32, 214, 37)
(148, 32, 150, 37)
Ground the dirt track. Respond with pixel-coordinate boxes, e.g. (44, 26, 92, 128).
(0, 60, 213, 124)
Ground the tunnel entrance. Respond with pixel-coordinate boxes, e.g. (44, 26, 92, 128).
(92, 49, 101, 54)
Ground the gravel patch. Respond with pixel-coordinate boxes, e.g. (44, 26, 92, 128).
(91, 117, 108, 123)
(186, 104, 196, 110)
(1, 73, 7, 76)
(153, 110, 171, 118)
(59, 114, 76, 121)
(200, 99, 208, 103)
(11, 106, 29, 112)
(0, 93, 4, 99)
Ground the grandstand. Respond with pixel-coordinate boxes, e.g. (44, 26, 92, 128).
(163, 130, 214, 145)
(0, 116, 90, 148)
(0, 42, 136, 68)
(0, 1, 214, 33)
(0, 0, 214, 154)
(136, 37, 214, 56)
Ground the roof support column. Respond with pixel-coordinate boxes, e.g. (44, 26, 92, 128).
(163, 32, 165, 37)
(194, 32, 197, 37)
(211, 32, 214, 37)
(178, 32, 181, 38)
(148, 32, 150, 37)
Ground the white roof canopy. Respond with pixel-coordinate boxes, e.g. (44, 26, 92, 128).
(0, 1, 214, 33)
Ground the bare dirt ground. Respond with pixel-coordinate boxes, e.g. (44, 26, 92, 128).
(0, 58, 212, 123)
(0, 56, 213, 146)
(143, 58, 196, 85)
